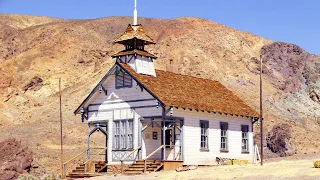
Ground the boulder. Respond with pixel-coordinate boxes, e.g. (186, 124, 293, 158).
(0, 138, 33, 180)
(266, 124, 297, 157)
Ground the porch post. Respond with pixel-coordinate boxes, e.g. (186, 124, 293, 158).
(180, 119, 184, 161)
(105, 126, 108, 162)
(162, 107, 166, 161)
(173, 121, 176, 160)
(87, 125, 91, 160)
(138, 120, 142, 160)
(163, 119, 166, 161)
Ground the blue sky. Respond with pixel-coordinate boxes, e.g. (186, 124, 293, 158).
(0, 0, 319, 54)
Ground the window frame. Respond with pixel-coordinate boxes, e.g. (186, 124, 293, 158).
(241, 125, 249, 153)
(113, 119, 134, 150)
(115, 70, 132, 89)
(200, 120, 209, 151)
(220, 122, 228, 152)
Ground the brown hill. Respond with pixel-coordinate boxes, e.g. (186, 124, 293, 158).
(0, 14, 319, 174)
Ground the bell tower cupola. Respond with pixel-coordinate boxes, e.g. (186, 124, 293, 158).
(112, 0, 157, 77)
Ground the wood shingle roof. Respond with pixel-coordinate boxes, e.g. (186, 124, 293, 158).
(119, 63, 259, 118)
(114, 24, 155, 45)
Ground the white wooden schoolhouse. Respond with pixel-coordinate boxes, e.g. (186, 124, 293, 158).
(70, 1, 259, 176)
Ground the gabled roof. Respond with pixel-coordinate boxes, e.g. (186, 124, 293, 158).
(74, 65, 117, 114)
(75, 62, 259, 118)
(118, 63, 259, 118)
(114, 24, 155, 45)
(112, 49, 157, 59)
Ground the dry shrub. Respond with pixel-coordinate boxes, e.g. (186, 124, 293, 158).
(314, 160, 320, 168)
(17, 174, 39, 180)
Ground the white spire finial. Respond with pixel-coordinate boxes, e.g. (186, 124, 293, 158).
(133, 0, 138, 25)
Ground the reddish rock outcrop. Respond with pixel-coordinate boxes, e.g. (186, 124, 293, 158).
(260, 42, 309, 93)
(0, 139, 33, 180)
(266, 124, 297, 157)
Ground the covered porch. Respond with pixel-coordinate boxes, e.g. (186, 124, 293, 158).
(119, 115, 185, 174)
(139, 116, 184, 162)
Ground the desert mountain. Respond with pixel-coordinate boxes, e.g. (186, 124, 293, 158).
(0, 14, 319, 173)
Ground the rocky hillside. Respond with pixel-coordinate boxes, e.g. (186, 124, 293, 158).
(0, 14, 319, 173)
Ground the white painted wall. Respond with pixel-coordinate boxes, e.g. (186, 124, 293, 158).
(118, 55, 156, 76)
(86, 75, 161, 122)
(135, 55, 156, 77)
(83, 74, 162, 164)
(174, 109, 254, 165)
(141, 122, 162, 160)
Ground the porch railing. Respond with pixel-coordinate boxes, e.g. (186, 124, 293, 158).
(63, 147, 105, 177)
(83, 147, 108, 172)
(164, 145, 182, 160)
(120, 146, 141, 174)
(143, 144, 165, 173)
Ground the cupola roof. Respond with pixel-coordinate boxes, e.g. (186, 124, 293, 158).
(114, 24, 155, 45)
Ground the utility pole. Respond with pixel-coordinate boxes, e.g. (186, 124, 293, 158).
(59, 78, 64, 177)
(260, 55, 263, 166)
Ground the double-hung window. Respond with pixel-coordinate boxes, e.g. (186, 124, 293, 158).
(115, 70, 132, 89)
(241, 125, 249, 153)
(113, 119, 134, 149)
(127, 120, 134, 149)
(200, 120, 209, 151)
(220, 122, 228, 151)
(114, 121, 120, 149)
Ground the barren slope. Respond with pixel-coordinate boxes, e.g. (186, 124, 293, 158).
(0, 15, 319, 174)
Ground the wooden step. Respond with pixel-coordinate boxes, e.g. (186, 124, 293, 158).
(67, 173, 100, 178)
(126, 166, 158, 170)
(123, 171, 144, 175)
(72, 169, 85, 173)
(136, 160, 161, 163)
(130, 164, 160, 167)
(135, 162, 161, 164)
(125, 169, 155, 172)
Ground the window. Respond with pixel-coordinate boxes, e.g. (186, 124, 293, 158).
(113, 119, 134, 149)
(127, 120, 134, 149)
(114, 121, 120, 149)
(115, 70, 132, 89)
(200, 120, 209, 151)
(241, 125, 249, 152)
(220, 122, 228, 151)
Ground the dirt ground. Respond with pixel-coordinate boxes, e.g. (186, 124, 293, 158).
(85, 156, 320, 180)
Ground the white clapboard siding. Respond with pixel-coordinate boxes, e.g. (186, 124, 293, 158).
(86, 75, 162, 123)
(174, 109, 254, 165)
(135, 56, 156, 77)
(117, 55, 156, 76)
(141, 122, 162, 160)
(83, 74, 162, 164)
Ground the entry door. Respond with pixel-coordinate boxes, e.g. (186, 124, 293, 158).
(165, 129, 173, 147)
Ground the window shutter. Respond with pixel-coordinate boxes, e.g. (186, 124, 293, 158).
(124, 74, 132, 87)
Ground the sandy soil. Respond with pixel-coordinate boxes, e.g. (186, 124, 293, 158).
(85, 157, 320, 180)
